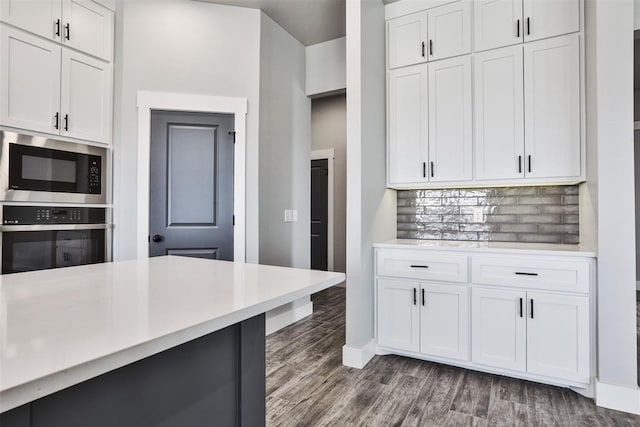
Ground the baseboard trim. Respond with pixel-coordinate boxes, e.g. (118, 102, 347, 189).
(265, 300, 313, 335)
(596, 381, 640, 414)
(342, 339, 376, 369)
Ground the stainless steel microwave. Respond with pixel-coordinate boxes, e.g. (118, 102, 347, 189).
(0, 131, 107, 204)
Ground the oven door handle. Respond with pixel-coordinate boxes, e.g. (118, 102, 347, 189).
(0, 224, 112, 232)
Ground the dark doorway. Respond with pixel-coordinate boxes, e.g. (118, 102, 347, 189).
(149, 110, 234, 260)
(311, 158, 329, 270)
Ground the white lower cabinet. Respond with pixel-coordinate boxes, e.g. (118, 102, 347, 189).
(377, 278, 469, 361)
(375, 246, 594, 389)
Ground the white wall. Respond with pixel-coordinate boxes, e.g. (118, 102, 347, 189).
(586, 0, 640, 414)
(306, 37, 346, 97)
(113, 0, 261, 262)
(258, 12, 311, 269)
(311, 94, 347, 273)
(343, 0, 397, 368)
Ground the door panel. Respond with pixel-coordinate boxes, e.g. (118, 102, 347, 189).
(377, 279, 420, 352)
(420, 283, 469, 361)
(474, 0, 523, 52)
(474, 45, 525, 180)
(149, 111, 234, 261)
(62, 0, 114, 61)
(471, 287, 527, 372)
(0, 26, 61, 135)
(523, 0, 579, 42)
(428, 55, 472, 182)
(387, 11, 428, 69)
(427, 1, 471, 61)
(311, 159, 328, 271)
(0, 0, 62, 41)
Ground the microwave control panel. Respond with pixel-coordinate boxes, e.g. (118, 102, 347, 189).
(2, 206, 106, 225)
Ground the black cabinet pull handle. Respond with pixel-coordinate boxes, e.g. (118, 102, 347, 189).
(422, 288, 425, 306)
(410, 265, 429, 269)
(515, 272, 538, 276)
(519, 298, 523, 318)
(421, 41, 425, 57)
(429, 39, 433, 56)
(413, 288, 417, 305)
(516, 19, 520, 38)
(65, 23, 70, 40)
(55, 19, 60, 37)
(530, 299, 534, 319)
(528, 155, 532, 173)
(518, 155, 522, 174)
(430, 161, 434, 178)
(422, 162, 426, 178)
(54, 112, 59, 129)
(526, 17, 530, 35)
(63, 114, 69, 131)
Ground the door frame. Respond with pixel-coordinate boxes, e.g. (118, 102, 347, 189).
(136, 91, 247, 262)
(311, 148, 334, 271)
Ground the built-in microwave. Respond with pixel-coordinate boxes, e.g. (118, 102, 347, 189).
(0, 131, 107, 204)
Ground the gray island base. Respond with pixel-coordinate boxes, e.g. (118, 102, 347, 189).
(1, 314, 266, 427)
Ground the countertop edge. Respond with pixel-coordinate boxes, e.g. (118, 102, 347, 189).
(0, 274, 344, 413)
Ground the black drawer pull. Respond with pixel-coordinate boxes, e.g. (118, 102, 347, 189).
(515, 272, 538, 276)
(410, 265, 429, 269)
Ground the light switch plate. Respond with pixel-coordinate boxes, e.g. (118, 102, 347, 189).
(284, 209, 293, 222)
(292, 210, 298, 222)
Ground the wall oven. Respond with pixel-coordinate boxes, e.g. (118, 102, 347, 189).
(0, 205, 109, 274)
(0, 131, 107, 204)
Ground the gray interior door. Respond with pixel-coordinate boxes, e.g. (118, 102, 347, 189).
(149, 110, 234, 260)
(311, 159, 328, 270)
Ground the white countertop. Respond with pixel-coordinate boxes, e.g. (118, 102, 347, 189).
(0, 256, 345, 413)
(374, 239, 596, 257)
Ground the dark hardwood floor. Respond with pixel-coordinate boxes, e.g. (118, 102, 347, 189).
(266, 286, 640, 426)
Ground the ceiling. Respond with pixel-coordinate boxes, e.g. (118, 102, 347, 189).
(200, 0, 346, 46)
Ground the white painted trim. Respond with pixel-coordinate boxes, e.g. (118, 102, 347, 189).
(385, 0, 460, 20)
(596, 381, 640, 414)
(311, 148, 335, 271)
(136, 91, 247, 262)
(265, 300, 313, 335)
(342, 339, 376, 369)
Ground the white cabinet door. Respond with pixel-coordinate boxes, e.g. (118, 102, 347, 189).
(387, 11, 428, 69)
(388, 64, 428, 185)
(474, 45, 525, 180)
(60, 49, 112, 143)
(428, 55, 472, 182)
(427, 1, 471, 61)
(377, 279, 420, 352)
(526, 292, 590, 383)
(473, 0, 523, 52)
(62, 0, 114, 61)
(420, 283, 469, 361)
(524, 34, 580, 179)
(523, 0, 579, 42)
(0, 0, 62, 41)
(0, 25, 61, 135)
(471, 287, 527, 372)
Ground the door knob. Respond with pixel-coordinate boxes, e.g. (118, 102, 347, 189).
(151, 234, 163, 243)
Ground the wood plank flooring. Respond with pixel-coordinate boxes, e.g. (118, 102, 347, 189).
(266, 286, 640, 426)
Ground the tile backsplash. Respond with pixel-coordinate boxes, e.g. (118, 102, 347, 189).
(397, 186, 579, 244)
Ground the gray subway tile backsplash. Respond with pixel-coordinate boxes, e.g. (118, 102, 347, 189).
(397, 185, 580, 244)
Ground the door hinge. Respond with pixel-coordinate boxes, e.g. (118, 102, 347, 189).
(229, 131, 236, 144)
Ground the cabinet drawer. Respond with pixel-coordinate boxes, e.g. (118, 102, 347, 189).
(376, 250, 468, 283)
(471, 256, 589, 293)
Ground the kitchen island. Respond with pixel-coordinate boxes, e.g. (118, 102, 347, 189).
(0, 256, 345, 426)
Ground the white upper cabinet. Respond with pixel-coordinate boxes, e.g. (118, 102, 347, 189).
(0, 0, 62, 41)
(524, 34, 581, 180)
(62, 0, 113, 62)
(0, 26, 61, 135)
(428, 55, 472, 182)
(427, 1, 471, 61)
(474, 45, 525, 180)
(473, 0, 523, 52)
(387, 11, 428, 69)
(388, 64, 428, 185)
(61, 49, 112, 143)
(523, 0, 580, 42)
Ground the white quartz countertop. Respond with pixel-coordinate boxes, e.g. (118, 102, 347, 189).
(0, 256, 345, 413)
(374, 239, 596, 257)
